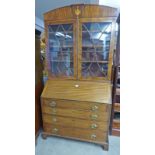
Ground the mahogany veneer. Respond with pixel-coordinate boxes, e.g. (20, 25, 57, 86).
(41, 4, 118, 151)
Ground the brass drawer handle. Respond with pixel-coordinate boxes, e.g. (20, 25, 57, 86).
(91, 134, 96, 139)
(52, 128, 58, 133)
(91, 114, 98, 120)
(52, 108, 57, 114)
(91, 124, 98, 129)
(75, 84, 79, 88)
(49, 101, 56, 107)
(92, 105, 98, 111)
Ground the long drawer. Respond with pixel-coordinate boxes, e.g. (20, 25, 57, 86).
(43, 114, 108, 131)
(42, 105, 109, 121)
(42, 99, 109, 112)
(43, 123, 107, 142)
(113, 119, 120, 129)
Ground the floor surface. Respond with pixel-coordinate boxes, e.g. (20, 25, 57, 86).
(35, 133, 120, 155)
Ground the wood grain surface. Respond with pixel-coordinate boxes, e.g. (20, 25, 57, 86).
(41, 80, 112, 104)
(42, 105, 109, 121)
(44, 4, 118, 21)
(42, 114, 108, 131)
(43, 123, 107, 142)
(43, 98, 109, 112)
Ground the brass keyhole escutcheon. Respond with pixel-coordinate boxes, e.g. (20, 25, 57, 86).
(52, 128, 58, 133)
(91, 124, 98, 129)
(91, 134, 96, 139)
(52, 118, 57, 122)
(91, 114, 98, 120)
(75, 84, 79, 88)
(49, 101, 56, 107)
(92, 105, 98, 111)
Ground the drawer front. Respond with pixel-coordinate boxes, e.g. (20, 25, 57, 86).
(114, 103, 120, 112)
(42, 105, 109, 121)
(43, 114, 108, 131)
(43, 99, 108, 112)
(43, 123, 107, 142)
(113, 120, 120, 129)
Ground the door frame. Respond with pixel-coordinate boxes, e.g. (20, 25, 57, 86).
(45, 19, 77, 80)
(78, 17, 117, 81)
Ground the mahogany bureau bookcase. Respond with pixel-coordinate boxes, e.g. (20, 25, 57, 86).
(41, 4, 118, 150)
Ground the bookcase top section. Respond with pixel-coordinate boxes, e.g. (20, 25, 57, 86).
(41, 80, 112, 104)
(44, 4, 119, 21)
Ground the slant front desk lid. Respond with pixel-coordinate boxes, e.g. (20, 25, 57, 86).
(41, 80, 112, 104)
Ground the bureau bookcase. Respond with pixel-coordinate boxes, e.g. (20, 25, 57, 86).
(41, 4, 118, 150)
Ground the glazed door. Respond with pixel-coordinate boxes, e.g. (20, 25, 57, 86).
(46, 21, 77, 79)
(79, 18, 115, 80)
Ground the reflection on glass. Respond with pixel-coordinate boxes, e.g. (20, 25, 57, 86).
(48, 24, 74, 77)
(82, 22, 112, 77)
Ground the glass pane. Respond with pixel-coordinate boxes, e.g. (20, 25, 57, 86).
(82, 22, 112, 78)
(48, 24, 74, 77)
(82, 62, 108, 77)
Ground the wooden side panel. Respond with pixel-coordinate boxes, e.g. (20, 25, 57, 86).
(107, 21, 116, 80)
(42, 114, 108, 131)
(35, 83, 43, 135)
(43, 123, 107, 142)
(35, 35, 43, 136)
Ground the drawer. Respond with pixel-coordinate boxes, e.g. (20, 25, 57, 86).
(42, 99, 108, 112)
(42, 105, 109, 121)
(43, 123, 107, 142)
(112, 129, 120, 137)
(112, 119, 120, 129)
(43, 114, 108, 131)
(114, 103, 120, 112)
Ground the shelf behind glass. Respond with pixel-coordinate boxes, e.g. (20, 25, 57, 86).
(50, 61, 74, 77)
(49, 45, 73, 48)
(50, 51, 73, 61)
(82, 61, 108, 63)
(49, 31, 73, 34)
(82, 51, 109, 61)
(50, 60, 73, 62)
